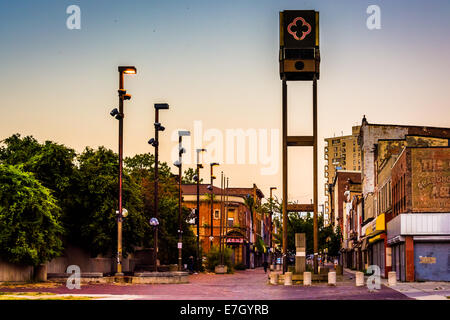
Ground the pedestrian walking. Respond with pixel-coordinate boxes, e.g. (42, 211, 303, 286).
(263, 261, 268, 273)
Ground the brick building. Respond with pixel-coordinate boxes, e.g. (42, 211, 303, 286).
(324, 126, 361, 225)
(355, 116, 450, 281)
(181, 183, 267, 269)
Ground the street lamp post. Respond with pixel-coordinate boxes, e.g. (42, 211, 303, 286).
(209, 162, 219, 250)
(269, 187, 277, 265)
(110, 66, 136, 276)
(175, 130, 190, 271)
(148, 103, 169, 272)
(195, 148, 207, 270)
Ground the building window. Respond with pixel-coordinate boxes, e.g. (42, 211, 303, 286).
(227, 218, 234, 227)
(214, 210, 220, 219)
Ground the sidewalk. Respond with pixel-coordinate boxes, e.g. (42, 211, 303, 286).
(344, 268, 450, 300)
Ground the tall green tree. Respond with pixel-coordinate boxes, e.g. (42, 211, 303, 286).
(0, 165, 64, 266)
(0, 134, 78, 233)
(125, 153, 197, 265)
(73, 147, 147, 257)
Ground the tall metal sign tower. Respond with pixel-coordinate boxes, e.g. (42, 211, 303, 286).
(279, 10, 321, 274)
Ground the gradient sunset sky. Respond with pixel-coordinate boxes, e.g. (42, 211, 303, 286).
(1, 0, 449, 205)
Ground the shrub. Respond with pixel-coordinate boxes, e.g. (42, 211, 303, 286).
(205, 246, 233, 272)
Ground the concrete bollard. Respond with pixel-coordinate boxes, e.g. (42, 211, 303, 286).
(303, 272, 312, 286)
(276, 264, 281, 271)
(355, 272, 364, 287)
(270, 264, 275, 271)
(269, 272, 279, 285)
(388, 271, 397, 286)
(284, 272, 293, 286)
(335, 265, 343, 275)
(328, 271, 336, 286)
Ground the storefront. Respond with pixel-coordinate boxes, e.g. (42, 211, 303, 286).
(226, 231, 247, 267)
(365, 214, 387, 277)
(387, 213, 450, 282)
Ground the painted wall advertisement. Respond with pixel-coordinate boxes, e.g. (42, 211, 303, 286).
(412, 148, 450, 211)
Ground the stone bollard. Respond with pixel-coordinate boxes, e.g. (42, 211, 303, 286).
(388, 271, 397, 286)
(269, 272, 279, 285)
(355, 271, 364, 287)
(276, 264, 281, 271)
(284, 272, 293, 286)
(303, 272, 312, 286)
(328, 271, 336, 286)
(335, 265, 343, 275)
(270, 264, 275, 271)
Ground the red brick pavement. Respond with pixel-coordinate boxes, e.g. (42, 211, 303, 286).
(0, 268, 411, 300)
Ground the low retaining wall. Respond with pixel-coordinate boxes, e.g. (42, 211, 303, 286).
(0, 261, 34, 283)
(47, 271, 189, 284)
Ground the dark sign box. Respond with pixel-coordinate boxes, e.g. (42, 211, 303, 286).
(281, 10, 318, 49)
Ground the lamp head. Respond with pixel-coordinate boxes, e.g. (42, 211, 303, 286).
(178, 130, 191, 137)
(118, 66, 137, 74)
(154, 103, 169, 110)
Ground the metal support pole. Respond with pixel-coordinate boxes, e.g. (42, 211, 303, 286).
(153, 108, 159, 273)
(313, 74, 319, 274)
(224, 177, 229, 256)
(116, 72, 124, 276)
(178, 136, 183, 271)
(210, 166, 214, 250)
(196, 164, 201, 270)
(219, 172, 224, 265)
(282, 76, 288, 274)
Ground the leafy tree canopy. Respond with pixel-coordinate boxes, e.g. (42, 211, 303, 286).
(0, 164, 64, 266)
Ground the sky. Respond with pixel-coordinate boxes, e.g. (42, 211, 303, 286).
(0, 0, 449, 207)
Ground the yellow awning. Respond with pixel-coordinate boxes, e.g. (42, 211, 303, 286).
(366, 214, 386, 238)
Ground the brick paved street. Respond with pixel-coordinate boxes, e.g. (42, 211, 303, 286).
(0, 268, 411, 300)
